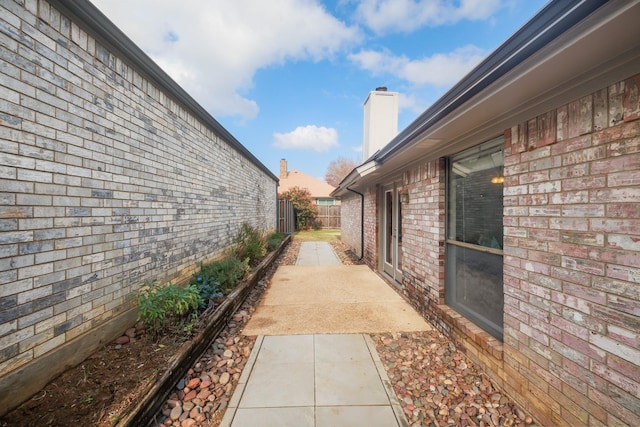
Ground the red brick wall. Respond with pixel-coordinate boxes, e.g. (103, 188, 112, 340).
(399, 159, 446, 324)
(502, 74, 640, 426)
(356, 73, 640, 426)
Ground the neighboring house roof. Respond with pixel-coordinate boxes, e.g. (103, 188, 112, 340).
(279, 170, 336, 199)
(333, 0, 640, 196)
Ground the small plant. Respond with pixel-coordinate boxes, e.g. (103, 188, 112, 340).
(199, 257, 249, 294)
(136, 281, 202, 338)
(266, 231, 284, 251)
(194, 274, 223, 309)
(181, 312, 199, 341)
(233, 223, 266, 263)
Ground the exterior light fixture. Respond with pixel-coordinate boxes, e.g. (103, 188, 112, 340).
(491, 176, 505, 184)
(399, 188, 410, 204)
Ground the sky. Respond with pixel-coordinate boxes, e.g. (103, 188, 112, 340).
(91, 0, 548, 182)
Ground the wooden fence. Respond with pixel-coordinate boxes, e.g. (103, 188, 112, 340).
(316, 205, 341, 229)
(278, 199, 295, 234)
(279, 200, 340, 231)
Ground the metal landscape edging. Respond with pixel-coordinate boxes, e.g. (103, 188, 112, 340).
(117, 235, 291, 426)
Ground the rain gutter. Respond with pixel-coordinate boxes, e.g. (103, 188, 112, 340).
(346, 187, 365, 261)
(374, 0, 607, 164)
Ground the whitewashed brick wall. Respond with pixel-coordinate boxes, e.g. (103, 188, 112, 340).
(0, 0, 277, 389)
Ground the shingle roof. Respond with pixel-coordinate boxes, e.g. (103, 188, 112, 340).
(278, 170, 336, 199)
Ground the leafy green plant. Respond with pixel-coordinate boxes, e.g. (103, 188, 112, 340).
(136, 281, 202, 339)
(233, 223, 266, 263)
(280, 186, 318, 230)
(199, 257, 249, 294)
(266, 232, 284, 251)
(194, 273, 223, 309)
(182, 312, 199, 341)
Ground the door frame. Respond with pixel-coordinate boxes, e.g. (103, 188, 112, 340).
(380, 181, 403, 285)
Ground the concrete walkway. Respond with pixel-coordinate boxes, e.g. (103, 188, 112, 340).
(220, 241, 422, 427)
(295, 241, 342, 265)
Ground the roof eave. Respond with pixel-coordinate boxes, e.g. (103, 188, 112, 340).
(374, 0, 609, 164)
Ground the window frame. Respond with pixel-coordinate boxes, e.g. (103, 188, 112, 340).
(445, 136, 505, 341)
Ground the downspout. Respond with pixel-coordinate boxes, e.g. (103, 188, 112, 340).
(346, 187, 364, 261)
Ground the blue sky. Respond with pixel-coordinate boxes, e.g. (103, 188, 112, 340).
(92, 0, 548, 181)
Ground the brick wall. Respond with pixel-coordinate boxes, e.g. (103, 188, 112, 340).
(355, 73, 639, 426)
(502, 74, 640, 426)
(340, 194, 361, 258)
(400, 159, 445, 319)
(362, 186, 378, 268)
(0, 0, 277, 410)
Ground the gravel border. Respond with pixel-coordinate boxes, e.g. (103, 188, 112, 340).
(156, 239, 535, 427)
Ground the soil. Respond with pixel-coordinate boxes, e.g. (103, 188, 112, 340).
(0, 333, 185, 427)
(0, 239, 302, 427)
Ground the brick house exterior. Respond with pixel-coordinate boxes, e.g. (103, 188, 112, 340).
(0, 0, 277, 413)
(333, 2, 640, 426)
(278, 159, 338, 205)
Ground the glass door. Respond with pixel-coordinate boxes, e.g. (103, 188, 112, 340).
(383, 183, 403, 284)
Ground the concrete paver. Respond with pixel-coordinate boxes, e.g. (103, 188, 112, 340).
(295, 241, 341, 265)
(222, 334, 406, 427)
(220, 242, 410, 426)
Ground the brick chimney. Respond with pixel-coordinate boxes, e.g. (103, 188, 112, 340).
(362, 86, 398, 162)
(279, 159, 288, 179)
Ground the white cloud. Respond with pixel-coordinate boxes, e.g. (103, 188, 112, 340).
(91, 0, 360, 121)
(355, 0, 502, 33)
(348, 45, 486, 87)
(398, 92, 426, 115)
(273, 125, 339, 152)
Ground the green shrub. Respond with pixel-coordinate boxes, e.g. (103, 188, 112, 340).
(193, 274, 223, 309)
(266, 232, 284, 251)
(137, 281, 202, 339)
(200, 257, 249, 294)
(233, 223, 266, 263)
(280, 186, 318, 230)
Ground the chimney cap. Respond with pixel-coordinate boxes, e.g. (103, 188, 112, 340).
(375, 86, 387, 92)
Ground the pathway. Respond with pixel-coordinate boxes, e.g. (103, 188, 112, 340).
(220, 241, 430, 427)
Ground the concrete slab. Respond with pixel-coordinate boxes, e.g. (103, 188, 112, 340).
(316, 406, 400, 427)
(296, 241, 341, 265)
(242, 265, 431, 336)
(222, 334, 409, 427)
(232, 407, 314, 426)
(239, 361, 315, 407)
(221, 242, 416, 427)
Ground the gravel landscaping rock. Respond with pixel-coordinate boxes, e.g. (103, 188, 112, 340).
(371, 331, 536, 427)
(155, 238, 535, 426)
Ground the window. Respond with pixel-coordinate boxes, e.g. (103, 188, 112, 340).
(446, 137, 504, 340)
(317, 199, 335, 206)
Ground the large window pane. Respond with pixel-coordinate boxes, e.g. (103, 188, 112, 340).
(448, 139, 504, 249)
(446, 245, 504, 339)
(446, 137, 504, 340)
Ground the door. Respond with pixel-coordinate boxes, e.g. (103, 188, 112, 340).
(383, 183, 403, 284)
